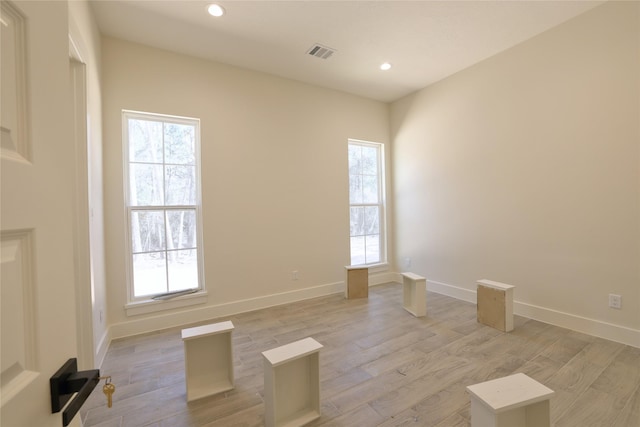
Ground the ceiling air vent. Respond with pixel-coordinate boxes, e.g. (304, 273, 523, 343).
(307, 43, 336, 60)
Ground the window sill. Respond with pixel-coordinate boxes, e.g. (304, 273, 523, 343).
(125, 291, 208, 317)
(367, 262, 389, 274)
(347, 262, 389, 274)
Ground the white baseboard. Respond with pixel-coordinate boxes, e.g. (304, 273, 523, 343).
(426, 279, 640, 348)
(515, 301, 640, 348)
(426, 279, 477, 304)
(370, 271, 399, 286)
(110, 281, 344, 340)
(109, 270, 401, 340)
(95, 329, 111, 368)
(106, 274, 639, 349)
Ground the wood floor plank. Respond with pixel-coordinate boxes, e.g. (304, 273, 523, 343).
(554, 387, 628, 426)
(326, 367, 412, 415)
(613, 383, 640, 427)
(314, 403, 385, 426)
(377, 349, 528, 427)
(81, 284, 640, 427)
(412, 327, 465, 355)
(360, 347, 427, 377)
(376, 377, 470, 427)
(537, 330, 593, 365)
(200, 403, 263, 427)
(88, 418, 123, 427)
(577, 337, 625, 367)
(591, 346, 640, 398)
(367, 354, 474, 418)
(321, 366, 373, 396)
(154, 390, 263, 427)
(544, 340, 623, 422)
(434, 412, 469, 427)
(517, 354, 566, 384)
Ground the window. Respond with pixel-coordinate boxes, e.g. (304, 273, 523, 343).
(123, 111, 204, 302)
(348, 140, 386, 266)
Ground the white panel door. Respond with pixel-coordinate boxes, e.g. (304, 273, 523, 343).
(1, 1, 84, 426)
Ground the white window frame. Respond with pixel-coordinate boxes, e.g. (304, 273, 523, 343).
(122, 110, 206, 315)
(348, 139, 387, 268)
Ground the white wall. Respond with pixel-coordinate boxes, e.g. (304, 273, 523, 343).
(391, 1, 639, 346)
(102, 38, 391, 337)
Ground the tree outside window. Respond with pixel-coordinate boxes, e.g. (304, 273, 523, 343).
(348, 140, 385, 266)
(124, 111, 203, 299)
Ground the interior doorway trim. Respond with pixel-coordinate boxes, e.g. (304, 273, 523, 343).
(69, 34, 95, 369)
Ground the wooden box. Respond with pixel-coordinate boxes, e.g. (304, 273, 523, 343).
(262, 337, 323, 427)
(181, 321, 234, 402)
(477, 279, 515, 332)
(467, 373, 554, 427)
(344, 266, 368, 299)
(402, 272, 426, 317)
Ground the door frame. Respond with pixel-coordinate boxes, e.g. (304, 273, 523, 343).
(69, 35, 95, 369)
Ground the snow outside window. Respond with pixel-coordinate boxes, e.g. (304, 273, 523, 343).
(348, 140, 386, 266)
(123, 111, 204, 301)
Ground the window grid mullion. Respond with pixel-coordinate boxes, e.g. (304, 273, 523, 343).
(125, 111, 202, 301)
(160, 122, 167, 294)
(350, 205, 381, 211)
(162, 121, 167, 207)
(129, 205, 197, 211)
(348, 140, 384, 266)
(132, 247, 198, 256)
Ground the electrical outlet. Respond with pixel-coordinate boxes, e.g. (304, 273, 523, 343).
(404, 257, 411, 269)
(292, 270, 299, 280)
(608, 294, 622, 309)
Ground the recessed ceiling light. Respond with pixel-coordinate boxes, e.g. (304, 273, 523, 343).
(207, 3, 225, 17)
(380, 62, 392, 71)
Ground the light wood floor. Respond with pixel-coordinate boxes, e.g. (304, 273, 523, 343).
(81, 283, 640, 427)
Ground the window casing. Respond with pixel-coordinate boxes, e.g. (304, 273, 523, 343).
(348, 140, 386, 266)
(123, 111, 204, 303)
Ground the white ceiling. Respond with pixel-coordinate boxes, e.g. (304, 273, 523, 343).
(90, 0, 604, 103)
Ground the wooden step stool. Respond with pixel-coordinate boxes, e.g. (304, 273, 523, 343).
(344, 265, 368, 299)
(181, 321, 234, 402)
(262, 337, 323, 427)
(401, 272, 426, 317)
(466, 373, 554, 427)
(477, 279, 515, 332)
